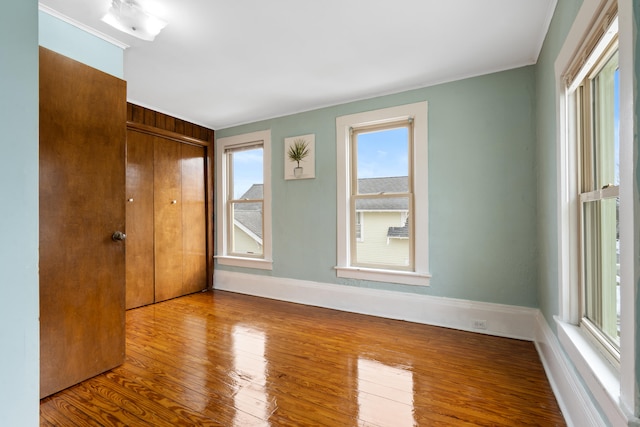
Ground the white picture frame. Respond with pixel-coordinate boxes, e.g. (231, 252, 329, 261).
(284, 134, 315, 180)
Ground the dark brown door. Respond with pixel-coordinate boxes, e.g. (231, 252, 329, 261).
(125, 130, 155, 309)
(39, 47, 126, 398)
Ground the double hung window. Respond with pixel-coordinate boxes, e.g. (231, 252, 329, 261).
(336, 102, 429, 286)
(216, 130, 272, 270)
(577, 42, 620, 359)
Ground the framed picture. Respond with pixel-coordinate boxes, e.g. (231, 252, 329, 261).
(284, 134, 315, 180)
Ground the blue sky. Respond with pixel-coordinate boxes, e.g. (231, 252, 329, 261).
(356, 127, 408, 179)
(232, 148, 263, 199)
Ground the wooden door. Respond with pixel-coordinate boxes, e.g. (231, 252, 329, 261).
(181, 143, 207, 295)
(39, 47, 126, 398)
(125, 130, 155, 309)
(154, 138, 184, 302)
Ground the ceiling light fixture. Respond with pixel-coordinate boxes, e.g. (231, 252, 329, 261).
(101, 0, 167, 41)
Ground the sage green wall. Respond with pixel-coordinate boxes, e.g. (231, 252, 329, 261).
(0, 1, 40, 425)
(535, 0, 583, 330)
(39, 11, 124, 78)
(217, 66, 539, 308)
(0, 11, 126, 424)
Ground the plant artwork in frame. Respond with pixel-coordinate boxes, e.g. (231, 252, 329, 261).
(284, 134, 315, 180)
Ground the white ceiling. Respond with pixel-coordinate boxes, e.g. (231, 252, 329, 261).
(39, 0, 557, 130)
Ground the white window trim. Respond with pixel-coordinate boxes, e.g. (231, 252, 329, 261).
(555, 0, 635, 423)
(215, 130, 273, 270)
(335, 102, 430, 286)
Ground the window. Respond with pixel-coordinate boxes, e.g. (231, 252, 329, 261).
(227, 144, 264, 257)
(573, 20, 620, 362)
(557, 1, 635, 422)
(216, 130, 272, 270)
(336, 102, 429, 286)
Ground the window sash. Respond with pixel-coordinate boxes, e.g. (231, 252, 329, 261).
(577, 41, 620, 359)
(227, 200, 264, 258)
(225, 145, 264, 259)
(349, 120, 414, 271)
(350, 120, 414, 196)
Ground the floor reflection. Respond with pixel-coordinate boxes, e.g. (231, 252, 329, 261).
(357, 358, 415, 427)
(232, 325, 270, 426)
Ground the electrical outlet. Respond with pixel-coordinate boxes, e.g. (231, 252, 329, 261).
(473, 319, 487, 329)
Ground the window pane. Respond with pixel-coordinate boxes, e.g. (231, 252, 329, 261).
(356, 127, 409, 194)
(353, 196, 410, 268)
(228, 146, 264, 257)
(231, 147, 263, 199)
(593, 51, 619, 188)
(582, 197, 619, 347)
(231, 201, 263, 256)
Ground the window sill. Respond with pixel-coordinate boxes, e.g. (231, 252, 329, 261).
(555, 316, 623, 424)
(335, 266, 430, 286)
(215, 255, 273, 271)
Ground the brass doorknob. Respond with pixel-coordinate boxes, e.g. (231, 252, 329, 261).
(112, 231, 126, 241)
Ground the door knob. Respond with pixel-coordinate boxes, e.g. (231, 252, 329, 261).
(112, 231, 126, 241)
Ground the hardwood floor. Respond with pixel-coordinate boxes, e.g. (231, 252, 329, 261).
(40, 290, 566, 426)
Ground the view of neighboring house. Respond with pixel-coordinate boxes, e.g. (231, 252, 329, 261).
(354, 176, 410, 267)
(232, 183, 264, 256)
(234, 177, 410, 266)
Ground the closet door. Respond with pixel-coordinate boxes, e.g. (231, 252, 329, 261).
(125, 130, 155, 309)
(154, 137, 184, 302)
(181, 143, 207, 295)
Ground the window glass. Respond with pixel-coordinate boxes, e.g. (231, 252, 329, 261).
(356, 127, 409, 191)
(592, 51, 619, 189)
(579, 46, 620, 356)
(351, 124, 412, 270)
(231, 147, 263, 198)
(227, 146, 264, 257)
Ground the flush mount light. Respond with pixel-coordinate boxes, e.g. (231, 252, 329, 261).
(101, 0, 167, 41)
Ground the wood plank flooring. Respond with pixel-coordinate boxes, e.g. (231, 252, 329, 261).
(40, 290, 566, 426)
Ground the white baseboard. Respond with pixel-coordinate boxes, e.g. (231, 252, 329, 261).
(214, 270, 538, 340)
(533, 312, 605, 427)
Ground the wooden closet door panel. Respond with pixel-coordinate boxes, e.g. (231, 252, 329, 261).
(181, 144, 207, 295)
(125, 131, 155, 309)
(39, 47, 126, 398)
(154, 137, 183, 302)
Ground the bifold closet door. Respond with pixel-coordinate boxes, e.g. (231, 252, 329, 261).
(125, 133, 207, 308)
(154, 137, 184, 302)
(125, 131, 155, 309)
(181, 143, 207, 295)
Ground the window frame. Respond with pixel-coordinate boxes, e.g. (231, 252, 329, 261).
(335, 102, 430, 286)
(215, 130, 273, 270)
(350, 120, 414, 271)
